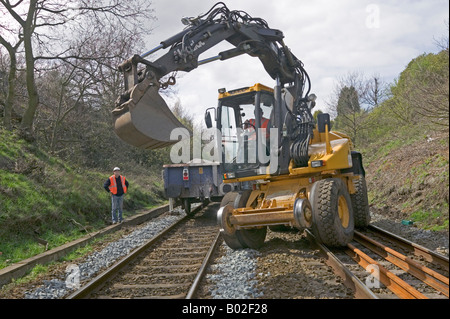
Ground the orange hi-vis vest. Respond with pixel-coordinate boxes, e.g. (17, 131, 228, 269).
(109, 175, 127, 195)
(246, 118, 270, 140)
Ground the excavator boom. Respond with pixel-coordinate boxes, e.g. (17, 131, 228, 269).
(113, 2, 310, 149)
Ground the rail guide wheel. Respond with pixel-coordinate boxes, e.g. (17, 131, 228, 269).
(218, 191, 267, 250)
(217, 204, 242, 249)
(234, 191, 267, 249)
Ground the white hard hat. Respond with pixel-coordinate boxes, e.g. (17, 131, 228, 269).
(113, 167, 120, 171)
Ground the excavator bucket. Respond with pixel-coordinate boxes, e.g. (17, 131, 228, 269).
(112, 78, 191, 149)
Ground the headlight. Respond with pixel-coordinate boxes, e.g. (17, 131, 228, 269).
(223, 172, 235, 179)
(311, 160, 324, 168)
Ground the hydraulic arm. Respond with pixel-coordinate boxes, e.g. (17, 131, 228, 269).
(113, 2, 312, 155)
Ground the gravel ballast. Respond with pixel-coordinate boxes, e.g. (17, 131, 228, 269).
(24, 210, 186, 299)
(207, 244, 263, 299)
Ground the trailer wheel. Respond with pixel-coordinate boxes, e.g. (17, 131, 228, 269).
(310, 178, 354, 247)
(351, 175, 371, 228)
(183, 198, 191, 215)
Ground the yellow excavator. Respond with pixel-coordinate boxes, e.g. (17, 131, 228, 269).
(112, 3, 370, 249)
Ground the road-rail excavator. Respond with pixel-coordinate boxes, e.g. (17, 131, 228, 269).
(113, 2, 370, 249)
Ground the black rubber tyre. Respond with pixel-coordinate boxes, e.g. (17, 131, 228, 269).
(310, 178, 354, 247)
(233, 191, 267, 249)
(236, 227, 267, 249)
(220, 192, 238, 208)
(350, 175, 371, 228)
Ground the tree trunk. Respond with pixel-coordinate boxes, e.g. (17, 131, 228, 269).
(20, 0, 39, 139)
(0, 39, 18, 130)
(4, 53, 17, 130)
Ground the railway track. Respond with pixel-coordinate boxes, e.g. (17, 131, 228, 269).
(311, 225, 449, 299)
(65, 200, 448, 300)
(67, 203, 220, 299)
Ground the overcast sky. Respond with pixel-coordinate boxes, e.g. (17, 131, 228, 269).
(141, 0, 448, 126)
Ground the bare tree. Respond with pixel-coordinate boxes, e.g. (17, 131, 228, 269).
(0, 35, 22, 130)
(363, 73, 387, 109)
(33, 15, 153, 160)
(0, 0, 39, 138)
(434, 20, 449, 54)
(327, 71, 370, 147)
(386, 48, 449, 128)
(335, 85, 367, 145)
(0, 0, 154, 139)
(407, 57, 449, 128)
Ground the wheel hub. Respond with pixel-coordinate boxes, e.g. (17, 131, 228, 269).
(338, 195, 350, 228)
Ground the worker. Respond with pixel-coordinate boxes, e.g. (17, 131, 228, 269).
(243, 117, 270, 140)
(243, 104, 272, 141)
(103, 167, 129, 224)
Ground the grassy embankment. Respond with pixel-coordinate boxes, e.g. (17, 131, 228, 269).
(359, 108, 449, 231)
(0, 129, 166, 269)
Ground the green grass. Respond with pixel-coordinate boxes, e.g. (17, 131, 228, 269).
(0, 240, 45, 268)
(0, 129, 166, 270)
(0, 131, 23, 159)
(10, 264, 50, 286)
(411, 206, 449, 231)
(0, 227, 141, 295)
(377, 139, 403, 158)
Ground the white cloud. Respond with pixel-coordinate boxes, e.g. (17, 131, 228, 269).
(140, 0, 449, 126)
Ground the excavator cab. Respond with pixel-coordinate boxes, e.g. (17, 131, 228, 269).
(205, 84, 276, 180)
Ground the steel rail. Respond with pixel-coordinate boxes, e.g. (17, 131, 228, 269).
(185, 231, 222, 299)
(346, 242, 428, 299)
(368, 225, 449, 272)
(0, 204, 169, 289)
(305, 230, 378, 299)
(354, 230, 449, 297)
(66, 204, 205, 299)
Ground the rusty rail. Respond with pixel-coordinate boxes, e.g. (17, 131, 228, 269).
(354, 230, 449, 297)
(368, 225, 449, 272)
(342, 226, 449, 299)
(305, 230, 378, 299)
(185, 231, 222, 299)
(308, 224, 449, 299)
(345, 242, 428, 299)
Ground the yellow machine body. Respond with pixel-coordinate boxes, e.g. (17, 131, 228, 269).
(223, 122, 360, 230)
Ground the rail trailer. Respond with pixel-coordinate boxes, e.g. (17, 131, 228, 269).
(163, 159, 233, 214)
